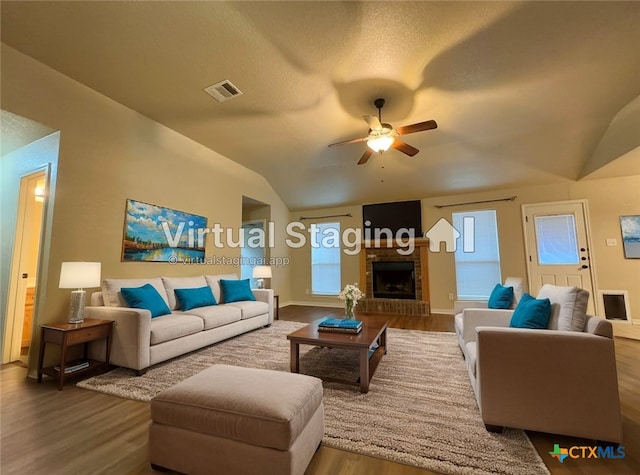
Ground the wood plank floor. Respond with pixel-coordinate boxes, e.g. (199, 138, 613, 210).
(1, 306, 638, 474)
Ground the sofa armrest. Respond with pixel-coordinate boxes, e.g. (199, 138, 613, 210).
(252, 289, 274, 324)
(461, 308, 513, 344)
(85, 306, 152, 371)
(476, 327, 623, 442)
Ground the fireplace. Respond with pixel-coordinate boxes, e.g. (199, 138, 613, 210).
(359, 237, 430, 316)
(372, 261, 416, 300)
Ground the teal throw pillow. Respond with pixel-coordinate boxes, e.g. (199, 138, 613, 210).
(220, 279, 256, 303)
(120, 283, 171, 318)
(488, 284, 514, 309)
(175, 286, 217, 311)
(509, 293, 551, 329)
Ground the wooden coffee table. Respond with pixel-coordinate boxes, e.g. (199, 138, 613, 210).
(287, 317, 388, 393)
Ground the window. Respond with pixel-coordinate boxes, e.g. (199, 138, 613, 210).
(453, 210, 501, 300)
(534, 215, 579, 265)
(311, 222, 341, 295)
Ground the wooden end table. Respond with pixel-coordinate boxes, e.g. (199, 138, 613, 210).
(37, 318, 114, 390)
(287, 317, 388, 393)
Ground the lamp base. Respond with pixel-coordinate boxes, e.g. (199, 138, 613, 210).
(256, 278, 265, 289)
(68, 290, 86, 323)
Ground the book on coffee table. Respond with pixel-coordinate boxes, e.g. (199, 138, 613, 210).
(318, 318, 362, 333)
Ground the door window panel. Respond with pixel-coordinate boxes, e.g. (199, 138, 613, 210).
(534, 215, 579, 265)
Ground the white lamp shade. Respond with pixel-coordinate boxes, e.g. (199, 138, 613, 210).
(252, 265, 272, 279)
(59, 262, 101, 289)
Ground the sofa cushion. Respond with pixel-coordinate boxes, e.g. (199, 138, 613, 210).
(226, 300, 269, 320)
(464, 342, 477, 377)
(150, 314, 204, 345)
(161, 276, 208, 310)
(183, 305, 242, 330)
(121, 284, 172, 318)
(488, 284, 514, 309)
(205, 274, 239, 303)
(509, 293, 552, 329)
(537, 284, 589, 331)
(220, 279, 256, 303)
(175, 286, 217, 311)
(102, 277, 169, 308)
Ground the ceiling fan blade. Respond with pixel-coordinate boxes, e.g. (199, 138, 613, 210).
(328, 136, 368, 147)
(396, 120, 438, 136)
(363, 115, 382, 131)
(357, 148, 373, 165)
(392, 140, 419, 157)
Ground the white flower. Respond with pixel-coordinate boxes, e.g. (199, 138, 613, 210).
(338, 283, 364, 304)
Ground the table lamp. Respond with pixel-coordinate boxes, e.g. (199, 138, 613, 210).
(59, 262, 101, 323)
(252, 265, 272, 289)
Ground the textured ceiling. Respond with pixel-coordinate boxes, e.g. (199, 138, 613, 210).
(2, 1, 639, 210)
(0, 110, 56, 157)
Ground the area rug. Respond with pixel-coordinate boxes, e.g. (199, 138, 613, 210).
(78, 321, 549, 475)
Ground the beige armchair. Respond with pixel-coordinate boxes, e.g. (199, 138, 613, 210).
(458, 285, 623, 443)
(454, 276, 524, 350)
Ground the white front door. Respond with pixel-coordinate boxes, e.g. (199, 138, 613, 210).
(522, 200, 597, 314)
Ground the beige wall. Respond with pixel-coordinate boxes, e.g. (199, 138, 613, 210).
(289, 177, 640, 317)
(1, 44, 291, 373)
(287, 205, 362, 307)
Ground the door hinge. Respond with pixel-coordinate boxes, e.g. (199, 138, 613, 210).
(529, 255, 532, 262)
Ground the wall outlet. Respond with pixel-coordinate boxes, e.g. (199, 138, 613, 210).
(606, 238, 617, 247)
(305, 288, 310, 295)
(448, 292, 454, 301)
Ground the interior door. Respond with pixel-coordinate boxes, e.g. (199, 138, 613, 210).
(522, 200, 596, 314)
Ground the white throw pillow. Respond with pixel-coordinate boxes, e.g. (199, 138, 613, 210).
(537, 284, 589, 331)
(503, 277, 524, 307)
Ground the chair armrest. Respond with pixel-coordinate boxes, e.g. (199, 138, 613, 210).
(453, 300, 488, 314)
(85, 306, 152, 371)
(252, 289, 274, 324)
(476, 327, 622, 442)
(461, 308, 513, 344)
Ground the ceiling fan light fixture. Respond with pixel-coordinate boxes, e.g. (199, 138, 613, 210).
(367, 134, 394, 153)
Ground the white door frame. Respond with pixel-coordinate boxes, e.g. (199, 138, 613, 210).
(3, 166, 49, 363)
(522, 199, 600, 315)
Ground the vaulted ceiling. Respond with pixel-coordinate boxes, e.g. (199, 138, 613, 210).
(2, 1, 639, 210)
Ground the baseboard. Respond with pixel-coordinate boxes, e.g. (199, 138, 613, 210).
(281, 302, 457, 314)
(431, 308, 455, 315)
(281, 300, 342, 309)
(611, 320, 640, 340)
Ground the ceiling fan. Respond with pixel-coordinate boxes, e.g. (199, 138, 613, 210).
(328, 98, 437, 165)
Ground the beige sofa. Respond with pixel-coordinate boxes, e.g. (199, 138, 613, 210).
(86, 274, 273, 374)
(456, 284, 623, 443)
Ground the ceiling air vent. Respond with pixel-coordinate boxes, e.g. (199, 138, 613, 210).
(204, 80, 243, 103)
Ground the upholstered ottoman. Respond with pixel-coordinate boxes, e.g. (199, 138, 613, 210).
(149, 364, 324, 475)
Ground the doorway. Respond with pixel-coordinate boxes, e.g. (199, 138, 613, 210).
(522, 200, 597, 314)
(3, 169, 47, 364)
(241, 196, 271, 287)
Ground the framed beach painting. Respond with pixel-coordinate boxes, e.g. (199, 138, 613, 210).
(122, 199, 207, 262)
(620, 215, 640, 259)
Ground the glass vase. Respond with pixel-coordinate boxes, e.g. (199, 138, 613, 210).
(345, 300, 356, 319)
